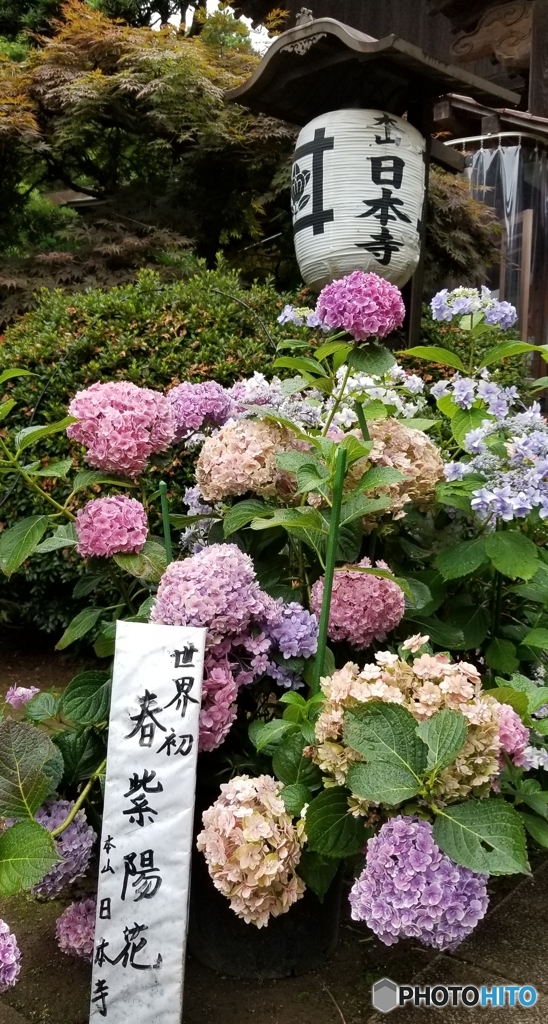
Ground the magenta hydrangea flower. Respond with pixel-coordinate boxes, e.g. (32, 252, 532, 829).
(5, 686, 40, 709)
(497, 703, 530, 767)
(55, 899, 96, 961)
(349, 817, 489, 950)
(199, 656, 239, 752)
(315, 271, 406, 342)
(75, 495, 148, 558)
(67, 381, 175, 477)
(167, 381, 233, 440)
(151, 543, 272, 639)
(32, 800, 96, 898)
(311, 558, 405, 650)
(0, 920, 21, 994)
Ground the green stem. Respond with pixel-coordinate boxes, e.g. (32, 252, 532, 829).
(50, 759, 107, 838)
(353, 401, 371, 441)
(493, 570, 504, 637)
(0, 439, 75, 519)
(312, 447, 347, 695)
(322, 364, 352, 437)
(159, 480, 173, 564)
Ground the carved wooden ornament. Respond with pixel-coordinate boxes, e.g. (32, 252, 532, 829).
(451, 1, 532, 69)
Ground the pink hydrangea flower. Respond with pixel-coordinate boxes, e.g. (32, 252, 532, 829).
(55, 899, 96, 961)
(315, 270, 406, 342)
(67, 381, 175, 477)
(0, 920, 21, 994)
(167, 381, 233, 440)
(496, 702, 530, 767)
(151, 543, 271, 639)
(199, 656, 239, 752)
(75, 495, 148, 558)
(5, 686, 40, 709)
(311, 557, 405, 649)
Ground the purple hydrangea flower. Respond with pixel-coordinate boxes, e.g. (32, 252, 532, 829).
(266, 602, 318, 659)
(33, 800, 96, 898)
(349, 817, 488, 950)
(452, 378, 476, 410)
(0, 920, 21, 994)
(5, 686, 40, 709)
(431, 380, 451, 399)
(56, 899, 96, 961)
(167, 381, 232, 440)
(444, 462, 466, 482)
(430, 287, 516, 329)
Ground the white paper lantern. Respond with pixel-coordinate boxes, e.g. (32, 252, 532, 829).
(291, 108, 426, 290)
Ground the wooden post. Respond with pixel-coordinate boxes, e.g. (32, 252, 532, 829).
(529, 0, 548, 117)
(405, 93, 434, 347)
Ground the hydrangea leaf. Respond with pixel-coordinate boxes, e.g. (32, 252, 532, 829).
(0, 515, 49, 577)
(305, 787, 368, 858)
(343, 702, 427, 778)
(248, 719, 299, 754)
(32, 459, 74, 479)
(55, 606, 103, 650)
(416, 709, 468, 772)
(522, 628, 548, 650)
(14, 416, 76, 453)
(0, 821, 60, 896)
(272, 734, 322, 789)
(485, 638, 519, 674)
(435, 538, 487, 581)
(35, 523, 78, 553)
(356, 466, 406, 492)
(113, 539, 167, 582)
(25, 692, 59, 723)
(452, 408, 493, 450)
(58, 670, 111, 726)
(223, 499, 272, 537)
(346, 761, 421, 804)
(347, 344, 395, 375)
(281, 783, 311, 816)
(297, 851, 340, 900)
(405, 615, 465, 649)
(478, 341, 542, 369)
(71, 470, 138, 492)
(54, 728, 106, 785)
(519, 812, 548, 847)
(433, 799, 530, 875)
(0, 721, 57, 819)
(400, 346, 466, 371)
(485, 532, 539, 581)
(445, 606, 490, 650)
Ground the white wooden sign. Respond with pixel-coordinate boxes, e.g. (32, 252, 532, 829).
(291, 108, 426, 290)
(90, 620, 206, 1023)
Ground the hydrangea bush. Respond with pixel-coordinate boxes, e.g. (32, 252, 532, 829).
(2, 271, 548, 967)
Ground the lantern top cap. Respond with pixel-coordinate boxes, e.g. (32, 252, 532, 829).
(226, 16, 520, 124)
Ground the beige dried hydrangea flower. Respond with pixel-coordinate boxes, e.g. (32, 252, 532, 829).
(196, 419, 298, 501)
(196, 774, 306, 928)
(311, 647, 502, 805)
(346, 418, 445, 520)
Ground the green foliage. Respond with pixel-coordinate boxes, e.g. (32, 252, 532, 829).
(0, 264, 294, 628)
(304, 787, 368, 858)
(0, 720, 58, 818)
(433, 800, 529, 876)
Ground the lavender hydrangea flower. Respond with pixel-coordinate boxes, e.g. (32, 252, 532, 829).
(430, 287, 517, 329)
(5, 685, 40, 709)
(56, 899, 96, 961)
(32, 800, 96, 898)
(167, 381, 232, 440)
(266, 602, 318, 659)
(0, 920, 21, 994)
(452, 378, 476, 410)
(349, 817, 488, 950)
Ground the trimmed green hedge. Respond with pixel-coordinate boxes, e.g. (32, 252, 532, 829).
(0, 263, 305, 630)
